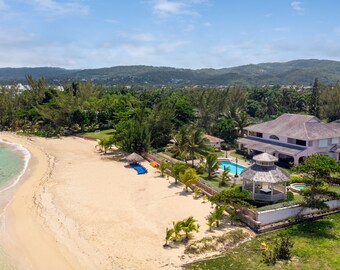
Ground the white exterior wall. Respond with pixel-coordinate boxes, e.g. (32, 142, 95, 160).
(257, 200, 340, 226)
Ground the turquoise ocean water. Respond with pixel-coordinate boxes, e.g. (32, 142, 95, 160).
(0, 140, 30, 269)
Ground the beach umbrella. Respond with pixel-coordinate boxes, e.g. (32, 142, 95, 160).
(125, 152, 144, 163)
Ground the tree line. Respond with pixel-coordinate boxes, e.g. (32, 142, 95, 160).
(0, 76, 339, 152)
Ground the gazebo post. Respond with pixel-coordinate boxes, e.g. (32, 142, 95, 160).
(252, 181, 255, 199)
(284, 182, 287, 199)
(271, 183, 274, 201)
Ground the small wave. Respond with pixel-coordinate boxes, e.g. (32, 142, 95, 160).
(0, 139, 31, 193)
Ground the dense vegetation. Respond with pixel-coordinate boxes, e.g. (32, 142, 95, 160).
(188, 212, 340, 270)
(0, 76, 339, 153)
(3, 59, 340, 85)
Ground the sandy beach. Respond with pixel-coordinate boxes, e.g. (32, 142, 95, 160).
(0, 134, 250, 270)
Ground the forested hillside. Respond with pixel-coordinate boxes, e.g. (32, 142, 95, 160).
(1, 59, 340, 86)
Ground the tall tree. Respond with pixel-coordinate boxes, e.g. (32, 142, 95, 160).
(205, 152, 220, 179)
(170, 162, 187, 184)
(179, 167, 199, 192)
(309, 78, 321, 118)
(186, 128, 211, 167)
(292, 154, 340, 209)
(167, 126, 189, 161)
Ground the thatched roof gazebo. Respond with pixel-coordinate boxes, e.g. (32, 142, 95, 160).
(125, 152, 144, 163)
(241, 153, 289, 202)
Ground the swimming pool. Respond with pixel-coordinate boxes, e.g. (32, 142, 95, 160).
(290, 183, 306, 193)
(219, 160, 246, 175)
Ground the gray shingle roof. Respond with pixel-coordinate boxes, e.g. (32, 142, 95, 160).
(240, 164, 290, 183)
(253, 153, 278, 163)
(245, 113, 340, 140)
(237, 137, 305, 156)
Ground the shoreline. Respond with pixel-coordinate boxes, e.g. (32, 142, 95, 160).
(0, 133, 81, 269)
(0, 134, 251, 269)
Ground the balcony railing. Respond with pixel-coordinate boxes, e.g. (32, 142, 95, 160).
(251, 192, 285, 202)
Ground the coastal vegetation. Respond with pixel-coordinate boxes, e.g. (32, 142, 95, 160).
(187, 212, 340, 270)
(0, 75, 339, 154)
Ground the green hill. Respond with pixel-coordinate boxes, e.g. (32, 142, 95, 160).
(1, 59, 340, 86)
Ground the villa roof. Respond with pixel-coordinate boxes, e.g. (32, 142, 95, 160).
(240, 164, 290, 183)
(204, 134, 224, 143)
(238, 137, 305, 156)
(245, 113, 340, 140)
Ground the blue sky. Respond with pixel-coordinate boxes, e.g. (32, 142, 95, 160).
(1, 0, 340, 69)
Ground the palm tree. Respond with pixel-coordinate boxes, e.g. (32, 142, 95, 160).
(209, 188, 252, 225)
(158, 162, 169, 177)
(97, 138, 112, 154)
(164, 227, 174, 247)
(206, 213, 216, 231)
(233, 109, 252, 137)
(186, 128, 211, 167)
(170, 162, 186, 184)
(179, 168, 199, 192)
(171, 221, 183, 241)
(212, 205, 226, 227)
(181, 216, 200, 240)
(219, 167, 231, 187)
(205, 152, 220, 179)
(167, 126, 189, 160)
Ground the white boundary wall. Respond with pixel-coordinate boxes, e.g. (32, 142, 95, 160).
(257, 200, 340, 226)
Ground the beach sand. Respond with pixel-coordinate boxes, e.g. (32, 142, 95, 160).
(0, 134, 250, 270)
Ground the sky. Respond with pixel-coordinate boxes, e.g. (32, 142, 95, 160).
(1, 0, 340, 69)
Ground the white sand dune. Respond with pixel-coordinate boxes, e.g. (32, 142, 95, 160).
(0, 134, 249, 270)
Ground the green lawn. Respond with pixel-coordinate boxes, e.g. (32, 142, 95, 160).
(82, 129, 115, 141)
(188, 213, 340, 270)
(229, 151, 248, 162)
(329, 185, 340, 194)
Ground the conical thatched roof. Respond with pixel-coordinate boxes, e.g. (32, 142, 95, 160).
(125, 152, 144, 163)
(240, 164, 289, 183)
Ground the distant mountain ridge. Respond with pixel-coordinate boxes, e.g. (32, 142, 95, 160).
(1, 59, 340, 86)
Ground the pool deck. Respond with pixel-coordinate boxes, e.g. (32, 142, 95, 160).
(218, 156, 250, 167)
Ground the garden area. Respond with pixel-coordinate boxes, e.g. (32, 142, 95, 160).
(187, 212, 340, 270)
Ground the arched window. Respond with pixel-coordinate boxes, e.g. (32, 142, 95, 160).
(269, 135, 279, 140)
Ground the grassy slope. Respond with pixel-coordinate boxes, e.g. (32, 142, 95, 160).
(188, 213, 340, 270)
(82, 129, 115, 141)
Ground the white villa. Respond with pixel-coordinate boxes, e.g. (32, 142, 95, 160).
(238, 114, 340, 164)
(204, 134, 224, 150)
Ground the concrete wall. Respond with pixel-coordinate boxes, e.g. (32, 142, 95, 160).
(257, 200, 340, 226)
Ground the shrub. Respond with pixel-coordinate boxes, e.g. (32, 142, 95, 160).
(196, 165, 206, 174)
(289, 174, 303, 184)
(275, 236, 294, 260)
(286, 191, 294, 201)
(193, 188, 202, 198)
(261, 236, 294, 266)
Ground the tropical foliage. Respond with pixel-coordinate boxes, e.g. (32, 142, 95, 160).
(179, 168, 199, 192)
(205, 153, 219, 179)
(165, 216, 200, 245)
(170, 162, 187, 184)
(291, 154, 340, 209)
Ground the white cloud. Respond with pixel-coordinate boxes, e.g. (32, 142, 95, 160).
(120, 33, 156, 42)
(30, 0, 89, 15)
(151, 0, 207, 17)
(152, 0, 189, 16)
(291, 1, 304, 15)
